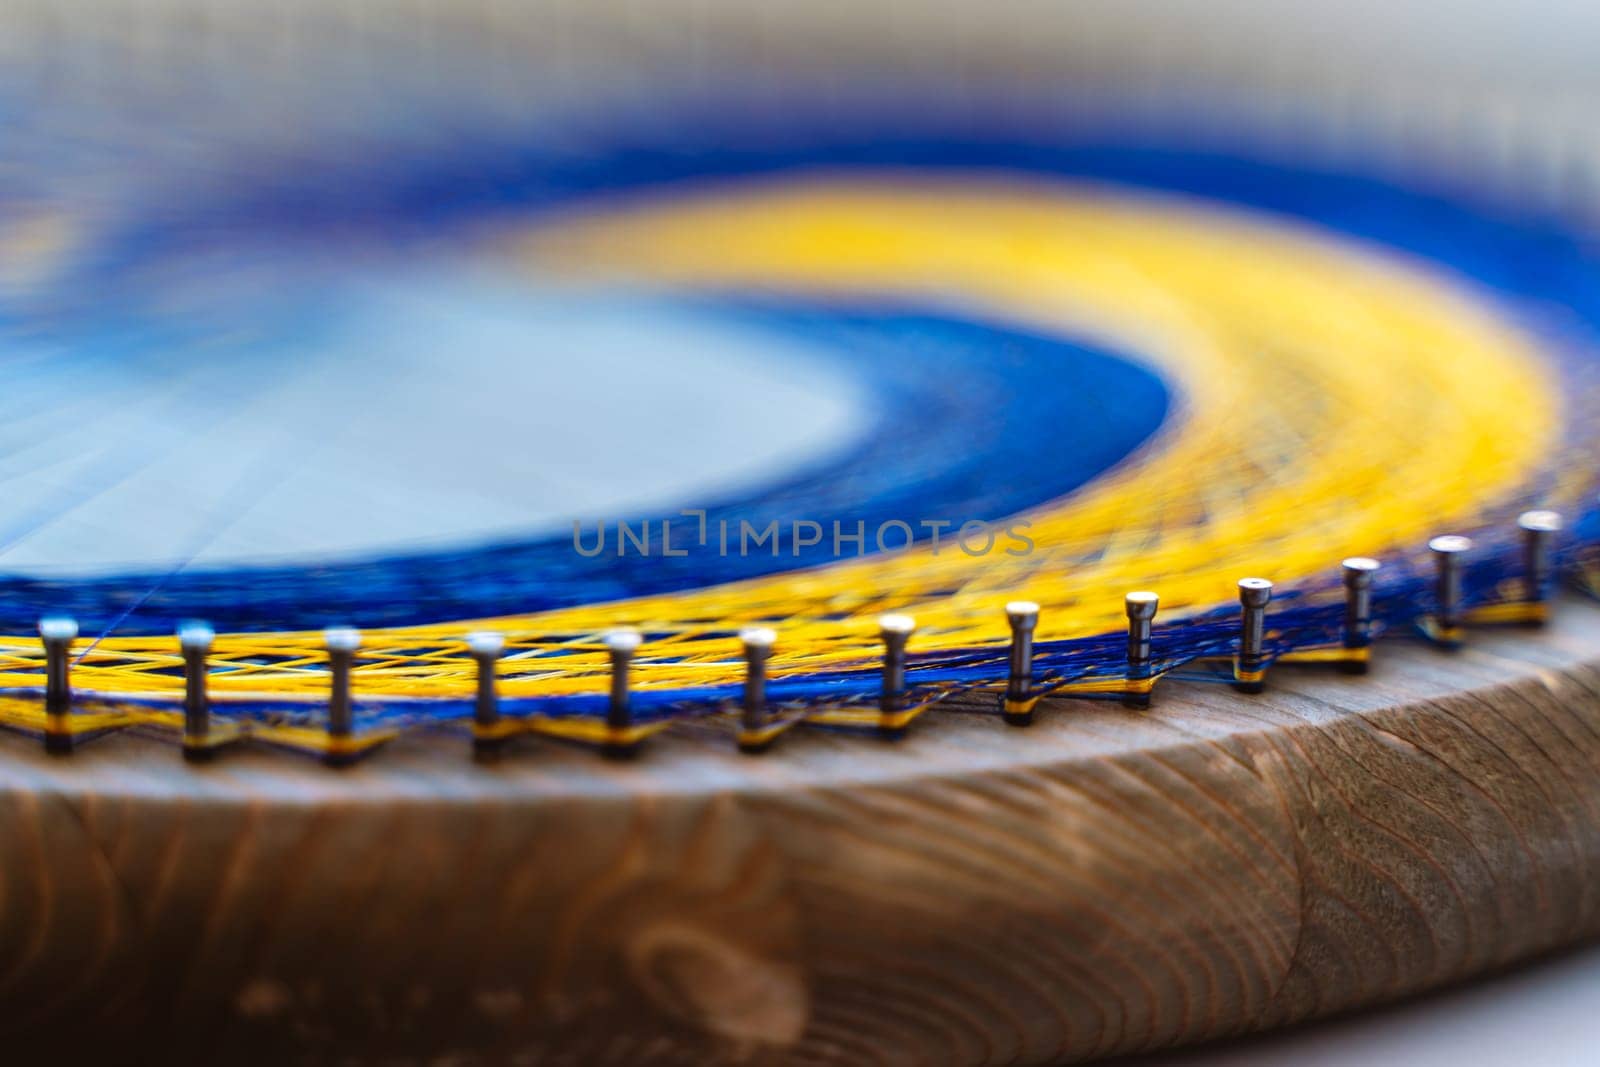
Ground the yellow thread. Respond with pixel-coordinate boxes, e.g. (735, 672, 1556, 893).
(1464, 601, 1549, 625)
(737, 716, 802, 747)
(253, 725, 400, 757)
(0, 179, 1565, 716)
(1417, 618, 1465, 645)
(471, 718, 526, 742)
(1277, 646, 1370, 665)
(805, 702, 934, 730)
(43, 709, 133, 733)
(1049, 674, 1159, 696)
(182, 718, 246, 750)
(524, 716, 674, 746)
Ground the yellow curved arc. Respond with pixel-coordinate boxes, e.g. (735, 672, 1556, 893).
(0, 177, 1561, 704)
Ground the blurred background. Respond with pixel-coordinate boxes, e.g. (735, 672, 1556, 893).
(2, 0, 1598, 220)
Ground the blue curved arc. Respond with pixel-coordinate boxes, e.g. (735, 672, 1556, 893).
(0, 308, 1171, 633)
(7, 114, 1600, 635)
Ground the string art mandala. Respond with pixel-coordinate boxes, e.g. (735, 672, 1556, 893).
(2, 86, 1599, 762)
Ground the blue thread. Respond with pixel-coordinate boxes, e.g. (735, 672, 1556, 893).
(0, 104, 1596, 728)
(0, 307, 1169, 632)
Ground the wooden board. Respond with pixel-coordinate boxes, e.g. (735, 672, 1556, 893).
(3, 598, 1600, 1064)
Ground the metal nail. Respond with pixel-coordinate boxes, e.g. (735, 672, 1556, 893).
(1517, 510, 1562, 609)
(323, 627, 361, 758)
(466, 631, 506, 759)
(1341, 558, 1380, 672)
(738, 627, 777, 752)
(38, 615, 77, 754)
(1003, 601, 1039, 726)
(179, 621, 215, 760)
(878, 614, 916, 739)
(1428, 535, 1472, 644)
(603, 628, 642, 758)
(1236, 578, 1273, 693)
(1125, 591, 1159, 707)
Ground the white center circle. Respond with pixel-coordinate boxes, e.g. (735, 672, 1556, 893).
(0, 273, 868, 574)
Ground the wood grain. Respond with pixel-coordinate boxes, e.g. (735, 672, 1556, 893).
(3, 599, 1600, 1064)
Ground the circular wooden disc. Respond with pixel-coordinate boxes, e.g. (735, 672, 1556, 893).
(4, 599, 1600, 1064)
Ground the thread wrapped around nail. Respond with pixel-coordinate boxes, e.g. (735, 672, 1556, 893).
(737, 627, 778, 752)
(38, 616, 78, 754)
(322, 627, 362, 762)
(1124, 592, 1159, 707)
(602, 628, 643, 758)
(1428, 536, 1472, 643)
(1517, 510, 1561, 607)
(877, 614, 916, 739)
(1235, 579, 1272, 692)
(466, 631, 507, 756)
(0, 107, 1593, 762)
(179, 622, 216, 758)
(1002, 602, 1039, 726)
